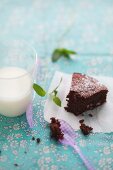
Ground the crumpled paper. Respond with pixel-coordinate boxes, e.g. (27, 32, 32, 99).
(44, 71, 113, 133)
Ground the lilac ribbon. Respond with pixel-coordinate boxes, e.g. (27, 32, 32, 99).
(26, 102, 34, 128)
(26, 57, 40, 128)
(59, 120, 95, 170)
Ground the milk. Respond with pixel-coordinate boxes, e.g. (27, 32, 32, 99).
(0, 67, 32, 117)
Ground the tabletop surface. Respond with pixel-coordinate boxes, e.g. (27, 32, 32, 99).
(0, 1, 113, 170)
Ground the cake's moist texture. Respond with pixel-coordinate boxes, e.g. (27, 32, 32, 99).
(65, 73, 108, 116)
(50, 117, 64, 141)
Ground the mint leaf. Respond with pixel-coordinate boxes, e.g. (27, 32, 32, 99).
(62, 48, 77, 55)
(52, 49, 62, 62)
(52, 96, 61, 107)
(52, 48, 77, 62)
(63, 53, 70, 59)
(33, 83, 46, 97)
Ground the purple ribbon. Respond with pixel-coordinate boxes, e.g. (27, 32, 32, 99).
(59, 120, 95, 170)
(26, 57, 40, 128)
(26, 102, 34, 128)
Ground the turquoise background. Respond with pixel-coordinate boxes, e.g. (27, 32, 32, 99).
(0, 0, 113, 169)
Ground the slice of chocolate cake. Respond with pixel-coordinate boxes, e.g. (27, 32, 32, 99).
(65, 73, 108, 116)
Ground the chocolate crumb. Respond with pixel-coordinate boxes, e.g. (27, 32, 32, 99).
(79, 119, 84, 124)
(36, 138, 40, 144)
(89, 113, 93, 117)
(24, 151, 27, 154)
(14, 163, 18, 167)
(32, 137, 35, 141)
(80, 123, 93, 135)
(50, 117, 64, 141)
(0, 150, 1, 155)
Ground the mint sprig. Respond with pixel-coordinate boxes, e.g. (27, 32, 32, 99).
(33, 78, 62, 107)
(51, 77, 62, 95)
(52, 48, 77, 62)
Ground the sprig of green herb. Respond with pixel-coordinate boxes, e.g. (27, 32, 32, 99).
(51, 77, 62, 96)
(33, 78, 62, 107)
(52, 48, 77, 62)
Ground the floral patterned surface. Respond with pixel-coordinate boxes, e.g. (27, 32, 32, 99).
(0, 0, 113, 170)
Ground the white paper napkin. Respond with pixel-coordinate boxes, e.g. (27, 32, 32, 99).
(44, 71, 113, 133)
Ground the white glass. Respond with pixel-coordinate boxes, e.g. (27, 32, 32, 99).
(0, 40, 37, 117)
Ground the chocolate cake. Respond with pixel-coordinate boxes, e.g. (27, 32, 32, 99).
(65, 73, 108, 116)
(79, 119, 93, 135)
(80, 123, 93, 135)
(50, 117, 64, 141)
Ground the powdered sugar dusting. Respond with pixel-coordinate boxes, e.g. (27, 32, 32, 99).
(71, 73, 108, 97)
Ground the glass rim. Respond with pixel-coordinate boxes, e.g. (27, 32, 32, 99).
(0, 42, 38, 80)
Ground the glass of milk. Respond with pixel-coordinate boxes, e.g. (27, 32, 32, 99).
(0, 40, 37, 117)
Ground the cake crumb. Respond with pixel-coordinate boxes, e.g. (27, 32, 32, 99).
(79, 119, 84, 124)
(88, 113, 93, 117)
(32, 137, 35, 141)
(36, 138, 41, 144)
(50, 117, 64, 141)
(14, 163, 18, 167)
(80, 123, 93, 135)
